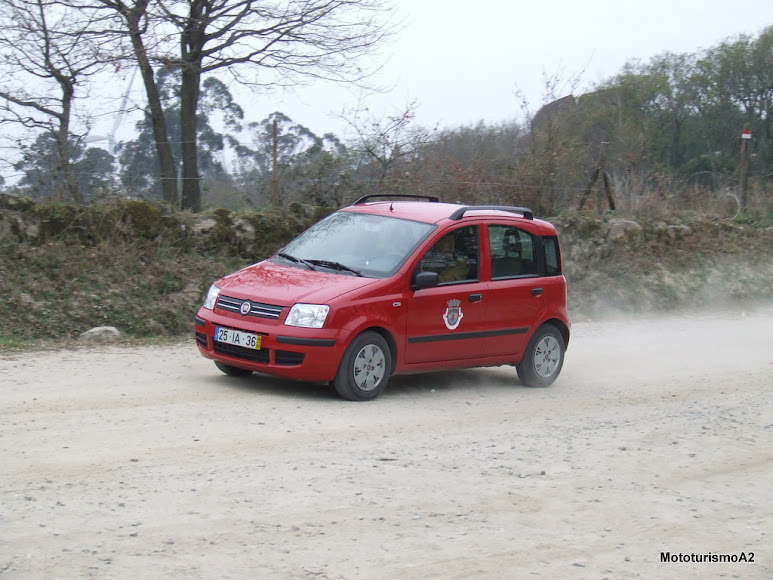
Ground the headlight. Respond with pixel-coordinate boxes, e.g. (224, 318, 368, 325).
(285, 303, 330, 328)
(203, 284, 221, 310)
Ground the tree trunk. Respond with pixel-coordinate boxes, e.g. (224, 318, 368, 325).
(125, 10, 178, 206)
(177, 1, 208, 212)
(57, 82, 83, 203)
(180, 65, 201, 211)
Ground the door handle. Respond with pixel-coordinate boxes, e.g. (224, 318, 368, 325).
(468, 293, 482, 303)
(531, 287, 543, 297)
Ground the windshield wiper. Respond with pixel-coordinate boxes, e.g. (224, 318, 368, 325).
(277, 252, 318, 271)
(307, 259, 364, 277)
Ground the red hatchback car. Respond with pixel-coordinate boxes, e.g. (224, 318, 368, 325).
(195, 196, 570, 400)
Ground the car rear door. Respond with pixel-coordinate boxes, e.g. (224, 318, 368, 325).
(483, 223, 546, 357)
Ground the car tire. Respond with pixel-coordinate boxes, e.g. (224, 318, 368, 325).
(516, 323, 565, 387)
(333, 331, 391, 401)
(215, 360, 253, 377)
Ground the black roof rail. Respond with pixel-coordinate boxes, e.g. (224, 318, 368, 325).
(449, 205, 534, 220)
(353, 194, 440, 205)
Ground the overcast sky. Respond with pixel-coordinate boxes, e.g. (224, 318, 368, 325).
(8, 0, 773, 170)
(243, 0, 773, 138)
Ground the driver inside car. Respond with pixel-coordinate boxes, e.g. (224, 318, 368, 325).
(422, 233, 470, 282)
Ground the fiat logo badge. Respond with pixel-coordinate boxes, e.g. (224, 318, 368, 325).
(239, 301, 251, 316)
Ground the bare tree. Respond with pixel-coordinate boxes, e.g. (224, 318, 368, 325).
(157, 0, 397, 211)
(0, 0, 110, 202)
(343, 99, 434, 188)
(77, 0, 180, 205)
(513, 70, 587, 213)
(61, 0, 394, 210)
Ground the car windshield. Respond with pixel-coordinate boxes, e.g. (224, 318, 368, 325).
(274, 210, 436, 278)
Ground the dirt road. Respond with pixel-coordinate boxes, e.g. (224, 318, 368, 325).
(2, 306, 772, 579)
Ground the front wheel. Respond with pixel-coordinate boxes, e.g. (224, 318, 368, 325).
(333, 331, 391, 401)
(516, 324, 565, 387)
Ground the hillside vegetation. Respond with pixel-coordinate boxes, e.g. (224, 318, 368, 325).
(1, 195, 771, 349)
(4, 25, 773, 222)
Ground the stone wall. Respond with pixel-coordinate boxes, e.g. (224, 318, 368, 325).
(2, 192, 772, 318)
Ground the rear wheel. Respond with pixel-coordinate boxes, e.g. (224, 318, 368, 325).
(215, 361, 253, 377)
(333, 331, 391, 401)
(516, 324, 565, 387)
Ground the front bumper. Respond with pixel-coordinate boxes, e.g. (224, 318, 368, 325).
(194, 308, 344, 382)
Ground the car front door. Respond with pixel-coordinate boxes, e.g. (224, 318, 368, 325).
(404, 225, 488, 364)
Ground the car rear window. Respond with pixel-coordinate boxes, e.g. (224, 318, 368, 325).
(543, 236, 561, 276)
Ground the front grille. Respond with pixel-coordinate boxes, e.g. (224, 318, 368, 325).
(195, 332, 208, 349)
(217, 295, 283, 319)
(214, 341, 270, 363)
(275, 350, 305, 366)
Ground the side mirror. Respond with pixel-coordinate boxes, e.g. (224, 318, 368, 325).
(414, 271, 440, 290)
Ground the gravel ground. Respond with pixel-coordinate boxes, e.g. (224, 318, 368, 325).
(1, 306, 772, 579)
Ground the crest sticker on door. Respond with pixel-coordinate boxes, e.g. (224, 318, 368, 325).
(443, 299, 464, 330)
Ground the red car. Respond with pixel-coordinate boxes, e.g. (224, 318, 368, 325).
(195, 196, 569, 400)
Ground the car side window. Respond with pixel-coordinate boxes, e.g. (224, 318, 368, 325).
(489, 225, 538, 278)
(420, 226, 479, 284)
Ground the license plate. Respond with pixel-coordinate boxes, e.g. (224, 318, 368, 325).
(214, 327, 262, 349)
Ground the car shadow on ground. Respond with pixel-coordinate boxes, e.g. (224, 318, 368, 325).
(203, 372, 338, 400)
(203, 365, 528, 402)
(383, 367, 524, 398)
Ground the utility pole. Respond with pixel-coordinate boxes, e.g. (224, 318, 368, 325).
(739, 123, 752, 214)
(271, 118, 280, 206)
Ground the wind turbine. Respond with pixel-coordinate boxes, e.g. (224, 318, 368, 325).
(84, 68, 137, 154)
